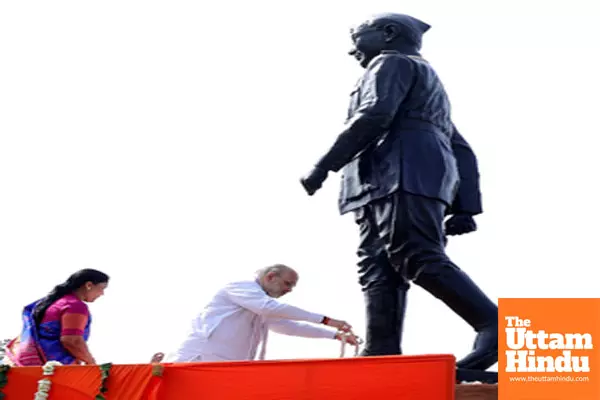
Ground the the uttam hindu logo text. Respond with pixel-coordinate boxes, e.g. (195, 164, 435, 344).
(504, 316, 593, 373)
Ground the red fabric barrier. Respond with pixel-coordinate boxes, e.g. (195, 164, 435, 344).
(2, 364, 153, 400)
(1, 354, 456, 400)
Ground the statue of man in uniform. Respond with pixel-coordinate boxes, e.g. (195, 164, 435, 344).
(300, 13, 497, 372)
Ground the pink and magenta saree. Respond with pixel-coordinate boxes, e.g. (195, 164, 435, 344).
(5, 294, 91, 366)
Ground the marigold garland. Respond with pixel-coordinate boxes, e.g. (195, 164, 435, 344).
(0, 364, 10, 400)
(95, 363, 112, 400)
(33, 361, 62, 400)
(152, 363, 164, 377)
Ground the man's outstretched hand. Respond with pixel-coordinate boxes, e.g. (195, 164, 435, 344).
(300, 166, 328, 196)
(445, 214, 477, 236)
(334, 331, 363, 346)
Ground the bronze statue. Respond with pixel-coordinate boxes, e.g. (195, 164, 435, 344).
(300, 13, 498, 376)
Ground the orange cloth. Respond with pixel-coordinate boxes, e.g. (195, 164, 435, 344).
(2, 354, 455, 400)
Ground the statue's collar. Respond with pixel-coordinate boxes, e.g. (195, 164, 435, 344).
(381, 50, 427, 63)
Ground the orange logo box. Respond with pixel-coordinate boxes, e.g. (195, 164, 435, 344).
(499, 298, 600, 400)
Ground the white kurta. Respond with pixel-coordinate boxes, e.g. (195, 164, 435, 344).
(166, 279, 337, 362)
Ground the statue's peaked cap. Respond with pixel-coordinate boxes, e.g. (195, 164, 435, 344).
(368, 13, 430, 47)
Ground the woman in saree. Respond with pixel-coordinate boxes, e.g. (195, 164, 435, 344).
(5, 268, 109, 366)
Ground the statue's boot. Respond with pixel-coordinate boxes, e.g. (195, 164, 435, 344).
(414, 263, 498, 370)
(359, 285, 408, 356)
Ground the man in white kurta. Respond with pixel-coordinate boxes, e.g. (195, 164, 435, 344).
(166, 264, 358, 362)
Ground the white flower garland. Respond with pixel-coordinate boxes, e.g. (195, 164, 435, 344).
(34, 361, 62, 400)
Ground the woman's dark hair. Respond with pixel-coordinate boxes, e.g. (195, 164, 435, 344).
(32, 268, 109, 327)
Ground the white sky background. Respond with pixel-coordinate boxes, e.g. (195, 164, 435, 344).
(1, 0, 598, 370)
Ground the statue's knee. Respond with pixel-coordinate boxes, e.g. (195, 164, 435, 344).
(358, 271, 401, 291)
(397, 249, 452, 281)
(357, 251, 400, 290)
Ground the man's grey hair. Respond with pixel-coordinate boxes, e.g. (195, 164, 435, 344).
(255, 264, 294, 279)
